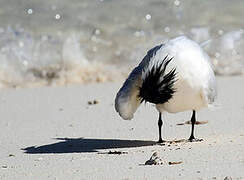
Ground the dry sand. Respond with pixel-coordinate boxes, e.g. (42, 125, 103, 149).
(0, 76, 244, 180)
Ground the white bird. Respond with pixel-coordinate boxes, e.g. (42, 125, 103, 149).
(115, 36, 217, 143)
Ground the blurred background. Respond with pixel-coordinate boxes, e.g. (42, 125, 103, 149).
(0, 0, 243, 88)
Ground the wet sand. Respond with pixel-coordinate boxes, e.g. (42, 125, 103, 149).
(0, 76, 244, 180)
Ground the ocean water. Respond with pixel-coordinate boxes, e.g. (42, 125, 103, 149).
(0, 0, 243, 88)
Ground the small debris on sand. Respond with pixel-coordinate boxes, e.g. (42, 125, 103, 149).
(2, 165, 7, 169)
(177, 120, 208, 126)
(168, 161, 183, 165)
(34, 157, 43, 161)
(93, 99, 99, 104)
(157, 139, 186, 146)
(145, 152, 165, 165)
(8, 154, 15, 157)
(88, 99, 99, 105)
(88, 101, 93, 105)
(98, 151, 128, 155)
(224, 177, 232, 180)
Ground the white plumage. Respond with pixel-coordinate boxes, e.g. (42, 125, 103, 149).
(115, 36, 217, 142)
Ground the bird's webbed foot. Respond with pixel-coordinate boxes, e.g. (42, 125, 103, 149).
(157, 138, 166, 144)
(188, 136, 203, 142)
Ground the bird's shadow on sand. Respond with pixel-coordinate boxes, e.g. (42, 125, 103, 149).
(22, 138, 156, 154)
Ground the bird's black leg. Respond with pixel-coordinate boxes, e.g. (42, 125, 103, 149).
(157, 112, 164, 143)
(188, 110, 203, 142)
(189, 110, 196, 141)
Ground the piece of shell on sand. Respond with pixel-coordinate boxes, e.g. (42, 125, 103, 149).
(145, 152, 165, 165)
(144, 152, 183, 166)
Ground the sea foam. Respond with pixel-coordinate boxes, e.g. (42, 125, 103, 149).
(0, 28, 126, 88)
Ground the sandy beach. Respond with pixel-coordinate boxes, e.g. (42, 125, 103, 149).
(0, 76, 244, 180)
(0, 0, 244, 179)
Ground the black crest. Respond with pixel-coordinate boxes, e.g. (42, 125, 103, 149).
(138, 55, 177, 104)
